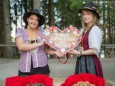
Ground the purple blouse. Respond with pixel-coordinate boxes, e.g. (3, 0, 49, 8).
(15, 28, 48, 72)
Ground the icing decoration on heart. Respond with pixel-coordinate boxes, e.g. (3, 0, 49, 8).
(43, 26, 82, 55)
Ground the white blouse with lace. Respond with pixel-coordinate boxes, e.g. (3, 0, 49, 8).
(88, 25, 103, 57)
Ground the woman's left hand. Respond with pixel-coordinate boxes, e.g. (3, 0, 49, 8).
(55, 51, 64, 57)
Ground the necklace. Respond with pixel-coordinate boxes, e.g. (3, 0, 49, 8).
(27, 29, 39, 43)
(84, 29, 88, 33)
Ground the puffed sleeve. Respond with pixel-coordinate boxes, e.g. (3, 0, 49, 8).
(15, 28, 24, 38)
(88, 26, 103, 56)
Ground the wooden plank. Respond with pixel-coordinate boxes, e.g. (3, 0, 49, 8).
(0, 44, 16, 47)
(102, 44, 115, 48)
(106, 45, 115, 48)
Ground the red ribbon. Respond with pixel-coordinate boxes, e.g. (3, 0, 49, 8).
(57, 53, 70, 64)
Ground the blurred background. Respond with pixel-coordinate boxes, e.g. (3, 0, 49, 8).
(0, 0, 115, 58)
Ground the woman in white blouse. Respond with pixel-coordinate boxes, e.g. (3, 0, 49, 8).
(69, 2, 103, 78)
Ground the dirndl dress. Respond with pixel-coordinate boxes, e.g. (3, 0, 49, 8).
(75, 30, 103, 78)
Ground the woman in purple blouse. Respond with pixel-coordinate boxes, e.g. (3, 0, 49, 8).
(16, 9, 63, 76)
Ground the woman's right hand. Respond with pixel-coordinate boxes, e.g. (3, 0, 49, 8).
(38, 39, 46, 46)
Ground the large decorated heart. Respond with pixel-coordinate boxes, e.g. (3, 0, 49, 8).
(43, 26, 82, 55)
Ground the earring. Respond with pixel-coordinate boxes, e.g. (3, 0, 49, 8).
(27, 25, 29, 29)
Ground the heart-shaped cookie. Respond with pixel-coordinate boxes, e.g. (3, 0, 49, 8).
(43, 26, 82, 55)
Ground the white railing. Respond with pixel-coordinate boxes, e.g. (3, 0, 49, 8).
(0, 44, 115, 58)
(101, 44, 115, 58)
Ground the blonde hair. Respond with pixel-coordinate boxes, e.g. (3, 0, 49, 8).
(82, 11, 100, 33)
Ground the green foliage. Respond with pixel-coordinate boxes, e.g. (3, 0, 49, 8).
(68, 0, 83, 10)
(55, 0, 83, 29)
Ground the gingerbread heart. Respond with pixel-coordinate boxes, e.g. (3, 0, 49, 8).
(43, 26, 82, 55)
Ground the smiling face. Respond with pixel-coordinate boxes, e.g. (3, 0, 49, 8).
(82, 10, 94, 25)
(27, 14, 39, 29)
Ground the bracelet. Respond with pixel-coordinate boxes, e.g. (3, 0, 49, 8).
(80, 51, 82, 56)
